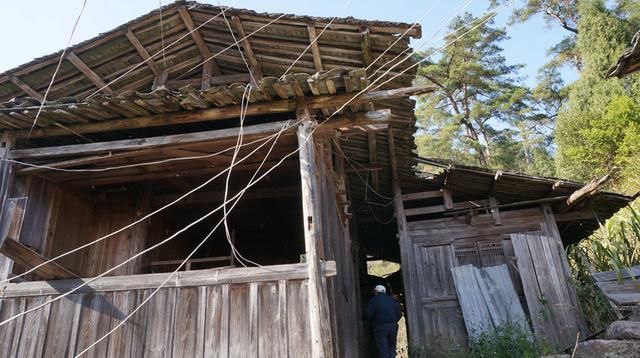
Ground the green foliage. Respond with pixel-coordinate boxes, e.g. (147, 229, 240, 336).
(567, 205, 640, 330)
(468, 324, 541, 358)
(554, 1, 640, 193)
(414, 13, 555, 175)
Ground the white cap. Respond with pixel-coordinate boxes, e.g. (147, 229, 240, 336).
(374, 285, 386, 293)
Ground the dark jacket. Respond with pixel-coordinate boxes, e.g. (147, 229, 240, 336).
(365, 293, 401, 325)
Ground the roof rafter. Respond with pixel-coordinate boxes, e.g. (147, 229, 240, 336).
(307, 23, 323, 73)
(66, 52, 115, 96)
(232, 16, 263, 85)
(177, 6, 222, 77)
(125, 29, 161, 76)
(8, 75, 43, 100)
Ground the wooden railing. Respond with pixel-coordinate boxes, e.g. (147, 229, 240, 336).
(0, 261, 336, 357)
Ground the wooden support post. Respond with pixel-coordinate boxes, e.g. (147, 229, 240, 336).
(0, 134, 16, 280)
(387, 128, 422, 346)
(442, 188, 454, 209)
(360, 27, 372, 68)
(540, 204, 590, 336)
(8, 75, 44, 100)
(307, 23, 323, 73)
(232, 16, 263, 86)
(297, 101, 332, 357)
(488, 196, 501, 226)
(201, 61, 213, 90)
(367, 133, 379, 190)
(66, 52, 115, 96)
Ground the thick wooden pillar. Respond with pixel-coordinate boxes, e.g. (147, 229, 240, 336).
(387, 128, 422, 346)
(296, 103, 333, 357)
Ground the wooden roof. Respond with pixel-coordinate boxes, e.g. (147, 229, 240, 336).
(0, 1, 426, 233)
(411, 158, 635, 243)
(606, 29, 640, 78)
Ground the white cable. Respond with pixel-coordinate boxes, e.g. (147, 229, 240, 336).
(280, 0, 352, 79)
(73, 104, 284, 358)
(85, 2, 242, 99)
(0, 119, 299, 284)
(181, 14, 287, 78)
(1, 133, 276, 173)
(363, 0, 442, 73)
(219, 4, 259, 86)
(371, 0, 517, 91)
(28, 0, 88, 137)
(0, 120, 293, 327)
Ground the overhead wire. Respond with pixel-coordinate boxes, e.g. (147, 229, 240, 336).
(280, 0, 352, 79)
(219, 4, 258, 86)
(0, 119, 299, 284)
(1, 0, 520, 337)
(27, 0, 88, 138)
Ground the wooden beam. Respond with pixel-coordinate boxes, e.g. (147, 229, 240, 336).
(402, 190, 442, 201)
(13, 86, 432, 139)
(201, 61, 213, 90)
(232, 16, 263, 85)
(368, 132, 378, 189)
(151, 185, 300, 207)
(387, 127, 422, 345)
(0, 261, 337, 298)
(1, 239, 79, 280)
(8, 75, 43, 100)
(558, 174, 610, 213)
(66, 52, 115, 96)
(152, 70, 168, 90)
(488, 196, 501, 225)
(125, 30, 161, 76)
(344, 163, 383, 173)
(177, 6, 222, 76)
(0, 197, 78, 280)
(404, 199, 491, 217)
(307, 23, 323, 73)
(10, 110, 389, 159)
(64, 159, 298, 187)
(296, 101, 332, 357)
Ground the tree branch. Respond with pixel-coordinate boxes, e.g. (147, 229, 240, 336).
(545, 8, 578, 34)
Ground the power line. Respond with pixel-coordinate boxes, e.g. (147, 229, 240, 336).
(28, 0, 88, 138)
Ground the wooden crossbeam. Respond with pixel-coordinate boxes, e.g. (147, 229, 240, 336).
(12, 86, 432, 139)
(0, 197, 79, 280)
(10, 110, 390, 159)
(166, 73, 251, 89)
(125, 30, 161, 76)
(307, 24, 323, 73)
(152, 185, 300, 207)
(66, 52, 115, 96)
(177, 6, 221, 76)
(232, 16, 263, 85)
(8, 75, 43, 100)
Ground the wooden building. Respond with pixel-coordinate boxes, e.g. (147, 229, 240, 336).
(0, 2, 634, 357)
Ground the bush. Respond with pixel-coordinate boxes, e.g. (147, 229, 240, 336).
(468, 323, 541, 358)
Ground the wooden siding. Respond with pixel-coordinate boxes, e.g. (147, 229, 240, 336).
(403, 206, 584, 352)
(0, 263, 337, 357)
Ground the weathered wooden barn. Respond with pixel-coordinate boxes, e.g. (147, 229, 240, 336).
(0, 2, 635, 357)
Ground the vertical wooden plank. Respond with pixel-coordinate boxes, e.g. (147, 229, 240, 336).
(296, 105, 332, 357)
(474, 265, 530, 335)
(195, 286, 207, 358)
(106, 290, 139, 358)
(143, 288, 175, 358)
(228, 284, 250, 358)
(67, 293, 84, 357)
(0, 298, 26, 357)
(204, 285, 226, 358)
(451, 265, 494, 339)
(541, 204, 589, 336)
(278, 280, 289, 357)
(127, 289, 149, 358)
(172, 288, 199, 358)
(249, 282, 259, 358)
(388, 127, 423, 346)
(287, 280, 311, 358)
(74, 292, 115, 358)
(258, 282, 286, 358)
(42, 294, 82, 358)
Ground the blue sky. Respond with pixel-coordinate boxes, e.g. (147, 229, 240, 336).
(0, 0, 577, 87)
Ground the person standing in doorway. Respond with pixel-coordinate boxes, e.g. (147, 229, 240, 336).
(365, 285, 401, 358)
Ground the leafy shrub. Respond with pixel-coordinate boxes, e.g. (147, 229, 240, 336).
(467, 323, 541, 358)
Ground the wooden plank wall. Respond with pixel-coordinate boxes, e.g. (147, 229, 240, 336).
(3, 176, 151, 278)
(403, 206, 585, 352)
(0, 135, 15, 280)
(317, 137, 362, 357)
(0, 279, 313, 357)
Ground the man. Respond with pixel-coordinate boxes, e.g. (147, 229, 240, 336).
(365, 285, 402, 358)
